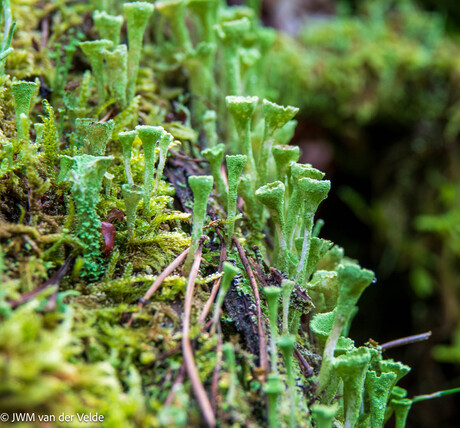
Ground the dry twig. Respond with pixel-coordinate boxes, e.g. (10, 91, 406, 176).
(182, 237, 216, 427)
(127, 247, 190, 326)
(9, 256, 73, 309)
(380, 331, 432, 350)
(198, 230, 227, 324)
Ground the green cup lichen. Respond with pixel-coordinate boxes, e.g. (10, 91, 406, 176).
(122, 184, 143, 241)
(124, 1, 154, 102)
(93, 10, 123, 46)
(255, 181, 287, 270)
(12, 81, 37, 141)
(311, 403, 338, 428)
(118, 130, 137, 186)
(333, 347, 371, 428)
(272, 144, 300, 184)
(263, 373, 284, 428)
(103, 44, 128, 108)
(226, 154, 247, 247)
(79, 39, 113, 103)
(212, 262, 240, 329)
(65, 154, 114, 278)
(263, 286, 281, 373)
(202, 144, 227, 206)
(76, 118, 114, 156)
(183, 175, 214, 274)
(226, 95, 258, 168)
(135, 125, 166, 216)
(365, 370, 398, 428)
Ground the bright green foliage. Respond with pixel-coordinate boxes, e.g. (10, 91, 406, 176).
(156, 0, 192, 53)
(281, 279, 295, 335)
(185, 42, 216, 125)
(308, 270, 339, 312)
(258, 99, 298, 187)
(277, 334, 296, 428)
(379, 359, 411, 385)
(153, 131, 174, 196)
(319, 264, 374, 394)
(222, 342, 238, 406)
(202, 110, 218, 148)
(272, 144, 300, 183)
(256, 181, 287, 268)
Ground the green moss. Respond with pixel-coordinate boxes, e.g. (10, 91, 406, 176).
(1, 1, 451, 426)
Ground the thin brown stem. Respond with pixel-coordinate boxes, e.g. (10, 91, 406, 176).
(198, 231, 227, 325)
(248, 257, 268, 288)
(127, 247, 190, 326)
(169, 149, 207, 163)
(380, 331, 432, 350)
(182, 237, 216, 428)
(9, 256, 73, 309)
(294, 347, 314, 377)
(164, 362, 186, 407)
(233, 236, 269, 376)
(211, 322, 223, 412)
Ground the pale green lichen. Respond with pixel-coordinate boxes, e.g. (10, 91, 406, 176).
(135, 125, 166, 216)
(11, 80, 37, 141)
(202, 144, 227, 206)
(122, 184, 143, 241)
(65, 154, 113, 278)
(333, 347, 371, 428)
(75, 118, 114, 156)
(124, 2, 154, 102)
(183, 175, 213, 274)
(79, 39, 113, 103)
(93, 10, 123, 46)
(226, 154, 247, 246)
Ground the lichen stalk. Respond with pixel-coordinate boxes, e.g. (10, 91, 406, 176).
(226, 155, 247, 247)
(183, 175, 214, 274)
(124, 2, 154, 102)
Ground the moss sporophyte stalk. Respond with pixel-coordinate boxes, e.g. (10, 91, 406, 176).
(2, 1, 459, 427)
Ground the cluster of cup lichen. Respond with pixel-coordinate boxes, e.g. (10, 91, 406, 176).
(1, 1, 457, 427)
